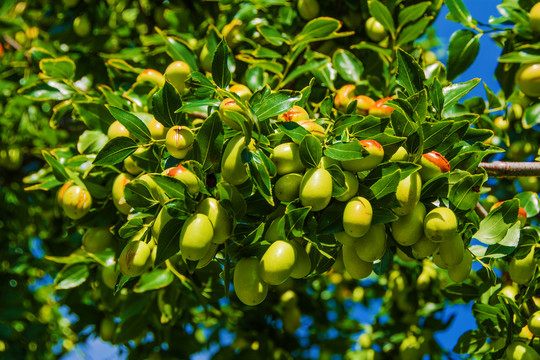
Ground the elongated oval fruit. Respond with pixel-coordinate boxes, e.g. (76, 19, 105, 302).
(438, 233, 464, 267)
(196, 243, 219, 269)
(179, 214, 214, 261)
(365, 17, 388, 42)
(531, 3, 540, 33)
(295, 120, 326, 143)
(342, 245, 373, 280)
(196, 197, 232, 244)
(108, 120, 134, 140)
(448, 249, 472, 283)
(219, 98, 247, 130)
(283, 305, 302, 333)
(62, 185, 92, 219)
(234, 258, 268, 306)
(369, 97, 394, 118)
(163, 163, 200, 196)
(343, 196, 373, 238)
(259, 240, 297, 285)
(341, 140, 384, 172)
(391, 202, 426, 246)
(354, 223, 387, 262)
(277, 106, 309, 122)
(393, 171, 421, 216)
(290, 241, 311, 279)
(83, 227, 113, 254)
(152, 207, 173, 240)
(351, 95, 375, 115)
(423, 207, 458, 243)
(334, 231, 359, 246)
(221, 134, 249, 185)
(299, 168, 333, 211)
(389, 146, 409, 161)
(275, 173, 303, 202)
(101, 266, 118, 290)
(529, 311, 540, 337)
(432, 250, 448, 269)
(297, 0, 320, 20)
(516, 63, 540, 97)
(271, 142, 305, 175)
(335, 171, 359, 202)
(119, 240, 151, 277)
(505, 341, 540, 360)
(419, 151, 450, 182)
(412, 235, 439, 259)
(164, 61, 190, 92)
(509, 246, 536, 285)
(166, 126, 194, 159)
(334, 84, 356, 111)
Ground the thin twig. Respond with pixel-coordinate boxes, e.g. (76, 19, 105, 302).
(475, 202, 488, 219)
(478, 161, 540, 177)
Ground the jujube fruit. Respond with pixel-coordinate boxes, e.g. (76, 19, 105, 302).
(334, 84, 356, 111)
(277, 105, 309, 122)
(528, 311, 540, 337)
(393, 171, 422, 216)
(179, 213, 214, 261)
(99, 317, 116, 342)
(137, 69, 165, 87)
(234, 258, 268, 306)
(369, 97, 394, 118)
(163, 163, 200, 196)
(299, 168, 333, 211)
(509, 246, 536, 285)
(229, 84, 252, 101)
(389, 146, 409, 162)
(271, 142, 306, 175)
(334, 231, 359, 246)
(365, 17, 387, 42)
(107, 120, 134, 140)
(290, 241, 311, 279)
(152, 206, 173, 240)
(147, 118, 168, 140)
(516, 63, 540, 97)
(219, 98, 248, 131)
(423, 207, 458, 243)
(297, 0, 320, 20)
(448, 249, 472, 283)
(221, 134, 251, 185)
(419, 151, 451, 182)
(343, 196, 373, 238)
(275, 173, 303, 202)
(296, 120, 326, 143)
(504, 342, 539, 360)
(438, 233, 464, 267)
(73, 15, 91, 37)
(411, 235, 439, 259)
(335, 171, 359, 202)
(119, 240, 151, 277)
(354, 223, 387, 262)
(259, 240, 297, 285)
(112, 173, 133, 215)
(530, 3, 540, 33)
(164, 61, 191, 92)
(101, 266, 118, 290)
(165, 126, 194, 159)
(196, 197, 232, 244)
(342, 245, 373, 280)
(62, 185, 92, 219)
(82, 227, 113, 254)
(138, 174, 168, 204)
(351, 95, 375, 115)
(341, 139, 384, 172)
(391, 202, 426, 246)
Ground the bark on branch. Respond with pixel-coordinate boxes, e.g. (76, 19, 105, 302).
(478, 161, 540, 177)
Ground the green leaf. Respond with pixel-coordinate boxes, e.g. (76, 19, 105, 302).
(77, 130, 109, 155)
(107, 106, 152, 142)
(442, 78, 481, 116)
(247, 148, 274, 206)
(369, 0, 395, 35)
(332, 49, 364, 84)
(515, 192, 540, 217)
(276, 122, 310, 144)
(349, 116, 388, 139)
(55, 264, 89, 290)
(447, 30, 481, 81)
(299, 135, 322, 168)
(39, 57, 76, 80)
(453, 330, 488, 354)
(42, 150, 70, 182)
(484, 82, 503, 109)
(442, 283, 480, 302)
(152, 81, 184, 128)
(523, 102, 540, 129)
(484, 222, 521, 258)
(324, 141, 367, 161)
(430, 78, 444, 114)
(472, 303, 506, 334)
(212, 39, 231, 89)
(388, 98, 419, 138)
(155, 218, 184, 266)
(317, 202, 346, 234)
(422, 121, 453, 152)
(445, 0, 476, 28)
(326, 164, 347, 197)
(194, 112, 223, 172)
(364, 164, 402, 200)
(256, 24, 288, 46)
(133, 269, 174, 293)
(295, 17, 351, 45)
(473, 199, 520, 245)
(151, 175, 189, 200)
(435, 120, 470, 155)
(93, 137, 138, 166)
(282, 58, 329, 86)
(396, 49, 425, 95)
(252, 90, 301, 121)
(398, 2, 431, 27)
(448, 173, 484, 211)
(124, 180, 158, 208)
(236, 54, 285, 74)
(397, 17, 433, 46)
(285, 207, 311, 238)
(499, 51, 540, 63)
(217, 182, 247, 219)
(160, 34, 199, 72)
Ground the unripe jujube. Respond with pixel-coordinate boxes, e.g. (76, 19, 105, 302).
(179, 213, 214, 261)
(147, 118, 168, 140)
(411, 235, 439, 259)
(119, 240, 151, 277)
(229, 84, 252, 101)
(259, 240, 297, 285)
(341, 140, 384, 172)
(342, 245, 373, 280)
(365, 17, 388, 42)
(335, 171, 359, 202)
(419, 151, 451, 182)
(505, 342, 539, 360)
(393, 171, 422, 216)
(299, 168, 333, 211)
(423, 207, 458, 243)
(275, 173, 303, 202)
(82, 227, 113, 254)
(271, 142, 306, 175)
(234, 258, 268, 306)
(438, 233, 464, 267)
(62, 185, 92, 219)
(334, 231, 359, 246)
(163, 163, 200, 196)
(165, 126, 194, 159)
(334, 84, 356, 111)
(354, 223, 387, 262)
(137, 69, 165, 87)
(509, 246, 536, 285)
(448, 249, 473, 283)
(196, 197, 232, 244)
(516, 63, 540, 98)
(528, 311, 540, 337)
(391, 202, 426, 246)
(343, 196, 373, 238)
(221, 134, 251, 185)
(107, 120, 134, 140)
(290, 241, 311, 279)
(219, 98, 248, 131)
(164, 61, 190, 92)
(277, 106, 309, 122)
(112, 173, 133, 215)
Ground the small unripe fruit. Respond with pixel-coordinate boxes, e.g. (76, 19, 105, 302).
(219, 98, 248, 131)
(493, 116, 510, 131)
(504, 342, 539, 360)
(147, 118, 168, 140)
(62, 185, 92, 219)
(166, 126, 194, 159)
(137, 69, 165, 87)
(283, 305, 302, 333)
(275, 173, 303, 202)
(531, 3, 540, 34)
(179, 214, 214, 261)
(369, 97, 394, 118)
(124, 154, 143, 175)
(234, 258, 268, 306)
(448, 249, 473, 282)
(419, 151, 451, 182)
(343, 196, 373, 238)
(271, 142, 306, 175)
(341, 139, 384, 172)
(299, 168, 333, 211)
(295, 120, 326, 143)
(342, 245, 373, 280)
(334, 231, 359, 246)
(351, 95, 375, 115)
(528, 311, 540, 337)
(259, 240, 297, 285)
(83, 227, 113, 254)
(265, 218, 282, 243)
(354, 223, 387, 262)
(107, 120, 134, 140)
(277, 106, 309, 122)
(516, 63, 540, 97)
(112, 173, 133, 215)
(393, 171, 422, 216)
(221, 134, 250, 185)
(73, 15, 91, 37)
(57, 181, 75, 205)
(392, 202, 426, 247)
(411, 235, 439, 259)
(119, 240, 151, 277)
(164, 61, 191, 93)
(389, 146, 409, 161)
(438, 233, 464, 267)
(365, 17, 387, 42)
(229, 84, 252, 101)
(423, 207, 458, 243)
(297, 0, 320, 20)
(199, 44, 212, 72)
(196, 198, 232, 244)
(99, 317, 116, 342)
(163, 164, 200, 196)
(509, 246, 536, 285)
(290, 241, 311, 279)
(398, 335, 422, 360)
(101, 266, 118, 290)
(335, 171, 359, 202)
(432, 251, 448, 269)
(152, 207, 173, 240)
(334, 84, 356, 111)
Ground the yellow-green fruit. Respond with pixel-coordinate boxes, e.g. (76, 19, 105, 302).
(119, 240, 151, 277)
(341, 140, 384, 172)
(271, 142, 306, 175)
(448, 249, 473, 283)
(99, 317, 116, 342)
(423, 207, 458, 243)
(432, 251, 448, 269)
(82, 227, 113, 254)
(138, 174, 168, 204)
(234, 258, 268, 306)
(399, 335, 423, 360)
(165, 126, 194, 159)
(229, 84, 252, 101)
(62, 185, 92, 219)
(147, 118, 168, 140)
(265, 217, 282, 243)
(137, 69, 166, 87)
(163, 164, 200, 196)
(365, 17, 388, 42)
(196, 198, 232, 244)
(219, 98, 248, 131)
(334, 231, 359, 246)
(354, 223, 387, 262)
(299, 168, 333, 211)
(319, 156, 340, 169)
(297, 0, 319, 20)
(531, 3, 540, 33)
(342, 244, 373, 280)
(528, 311, 540, 337)
(396, 248, 415, 262)
(290, 241, 311, 279)
(179, 214, 214, 261)
(505, 342, 540, 360)
(516, 63, 540, 97)
(164, 61, 191, 93)
(283, 305, 302, 333)
(196, 243, 219, 269)
(275, 173, 303, 202)
(343, 196, 373, 238)
(335, 171, 359, 202)
(391, 202, 426, 246)
(259, 240, 297, 285)
(277, 106, 310, 122)
(393, 172, 422, 216)
(124, 154, 143, 176)
(438, 233, 464, 267)
(152, 207, 173, 240)
(509, 246, 536, 285)
(221, 134, 250, 185)
(107, 120, 133, 139)
(199, 44, 212, 72)
(73, 15, 91, 37)
(412, 235, 439, 259)
(390, 146, 410, 162)
(101, 266, 118, 290)
(112, 173, 133, 215)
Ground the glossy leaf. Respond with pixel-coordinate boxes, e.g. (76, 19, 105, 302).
(152, 81, 184, 128)
(212, 39, 231, 89)
(332, 49, 363, 84)
(93, 137, 137, 166)
(447, 30, 481, 81)
(107, 106, 151, 142)
(299, 134, 322, 168)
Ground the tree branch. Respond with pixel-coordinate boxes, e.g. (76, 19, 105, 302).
(478, 161, 540, 177)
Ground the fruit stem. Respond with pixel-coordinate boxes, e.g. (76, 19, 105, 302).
(479, 161, 540, 177)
